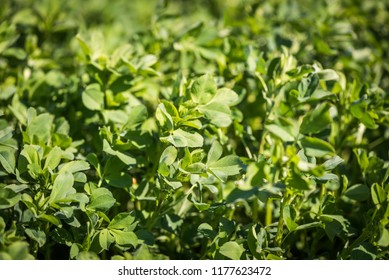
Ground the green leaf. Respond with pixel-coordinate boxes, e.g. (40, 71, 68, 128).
(25, 228, 46, 247)
(88, 188, 116, 212)
(108, 212, 136, 230)
(0, 126, 13, 143)
(218, 241, 244, 260)
(320, 214, 350, 241)
(161, 129, 204, 148)
(155, 103, 174, 131)
(159, 146, 178, 165)
(300, 137, 335, 157)
(208, 155, 242, 181)
(110, 229, 138, 247)
(350, 98, 378, 129)
(351, 243, 377, 260)
(198, 102, 232, 127)
(0, 148, 15, 174)
(300, 103, 332, 134)
(294, 222, 322, 231)
(102, 139, 136, 165)
(123, 105, 148, 130)
(188, 194, 210, 211)
(59, 160, 90, 174)
(0, 188, 21, 210)
(104, 172, 133, 188)
(98, 229, 114, 251)
(49, 172, 75, 204)
(26, 113, 54, 143)
(43, 146, 62, 170)
(286, 169, 310, 190)
(190, 74, 217, 104)
(38, 214, 61, 227)
(377, 225, 389, 247)
(344, 184, 369, 201)
(214, 88, 239, 106)
(0, 241, 34, 260)
(207, 141, 223, 165)
(265, 123, 295, 142)
(322, 155, 344, 170)
(283, 205, 298, 231)
(82, 84, 105, 111)
(197, 223, 217, 239)
(317, 69, 339, 81)
(371, 183, 386, 205)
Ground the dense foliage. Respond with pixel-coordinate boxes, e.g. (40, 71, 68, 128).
(0, 0, 388, 260)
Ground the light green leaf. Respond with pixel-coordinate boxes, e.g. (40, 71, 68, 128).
(161, 129, 203, 148)
(99, 229, 114, 251)
(159, 146, 178, 165)
(0, 148, 15, 174)
(0, 127, 13, 143)
(190, 74, 217, 104)
(265, 124, 295, 142)
(26, 113, 54, 143)
(219, 241, 244, 260)
(43, 146, 62, 171)
(88, 188, 116, 212)
(59, 160, 90, 174)
(25, 228, 46, 247)
(322, 155, 344, 170)
(317, 69, 339, 81)
(208, 155, 242, 176)
(198, 102, 232, 127)
(108, 212, 136, 230)
(110, 229, 138, 247)
(207, 141, 223, 165)
(188, 194, 210, 211)
(82, 84, 105, 111)
(214, 88, 239, 105)
(371, 183, 386, 205)
(49, 172, 75, 204)
(155, 103, 174, 131)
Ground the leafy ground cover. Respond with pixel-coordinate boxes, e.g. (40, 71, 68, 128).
(0, 0, 388, 260)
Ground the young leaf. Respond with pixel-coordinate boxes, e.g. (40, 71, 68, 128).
(49, 172, 75, 204)
(43, 146, 62, 171)
(190, 74, 217, 104)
